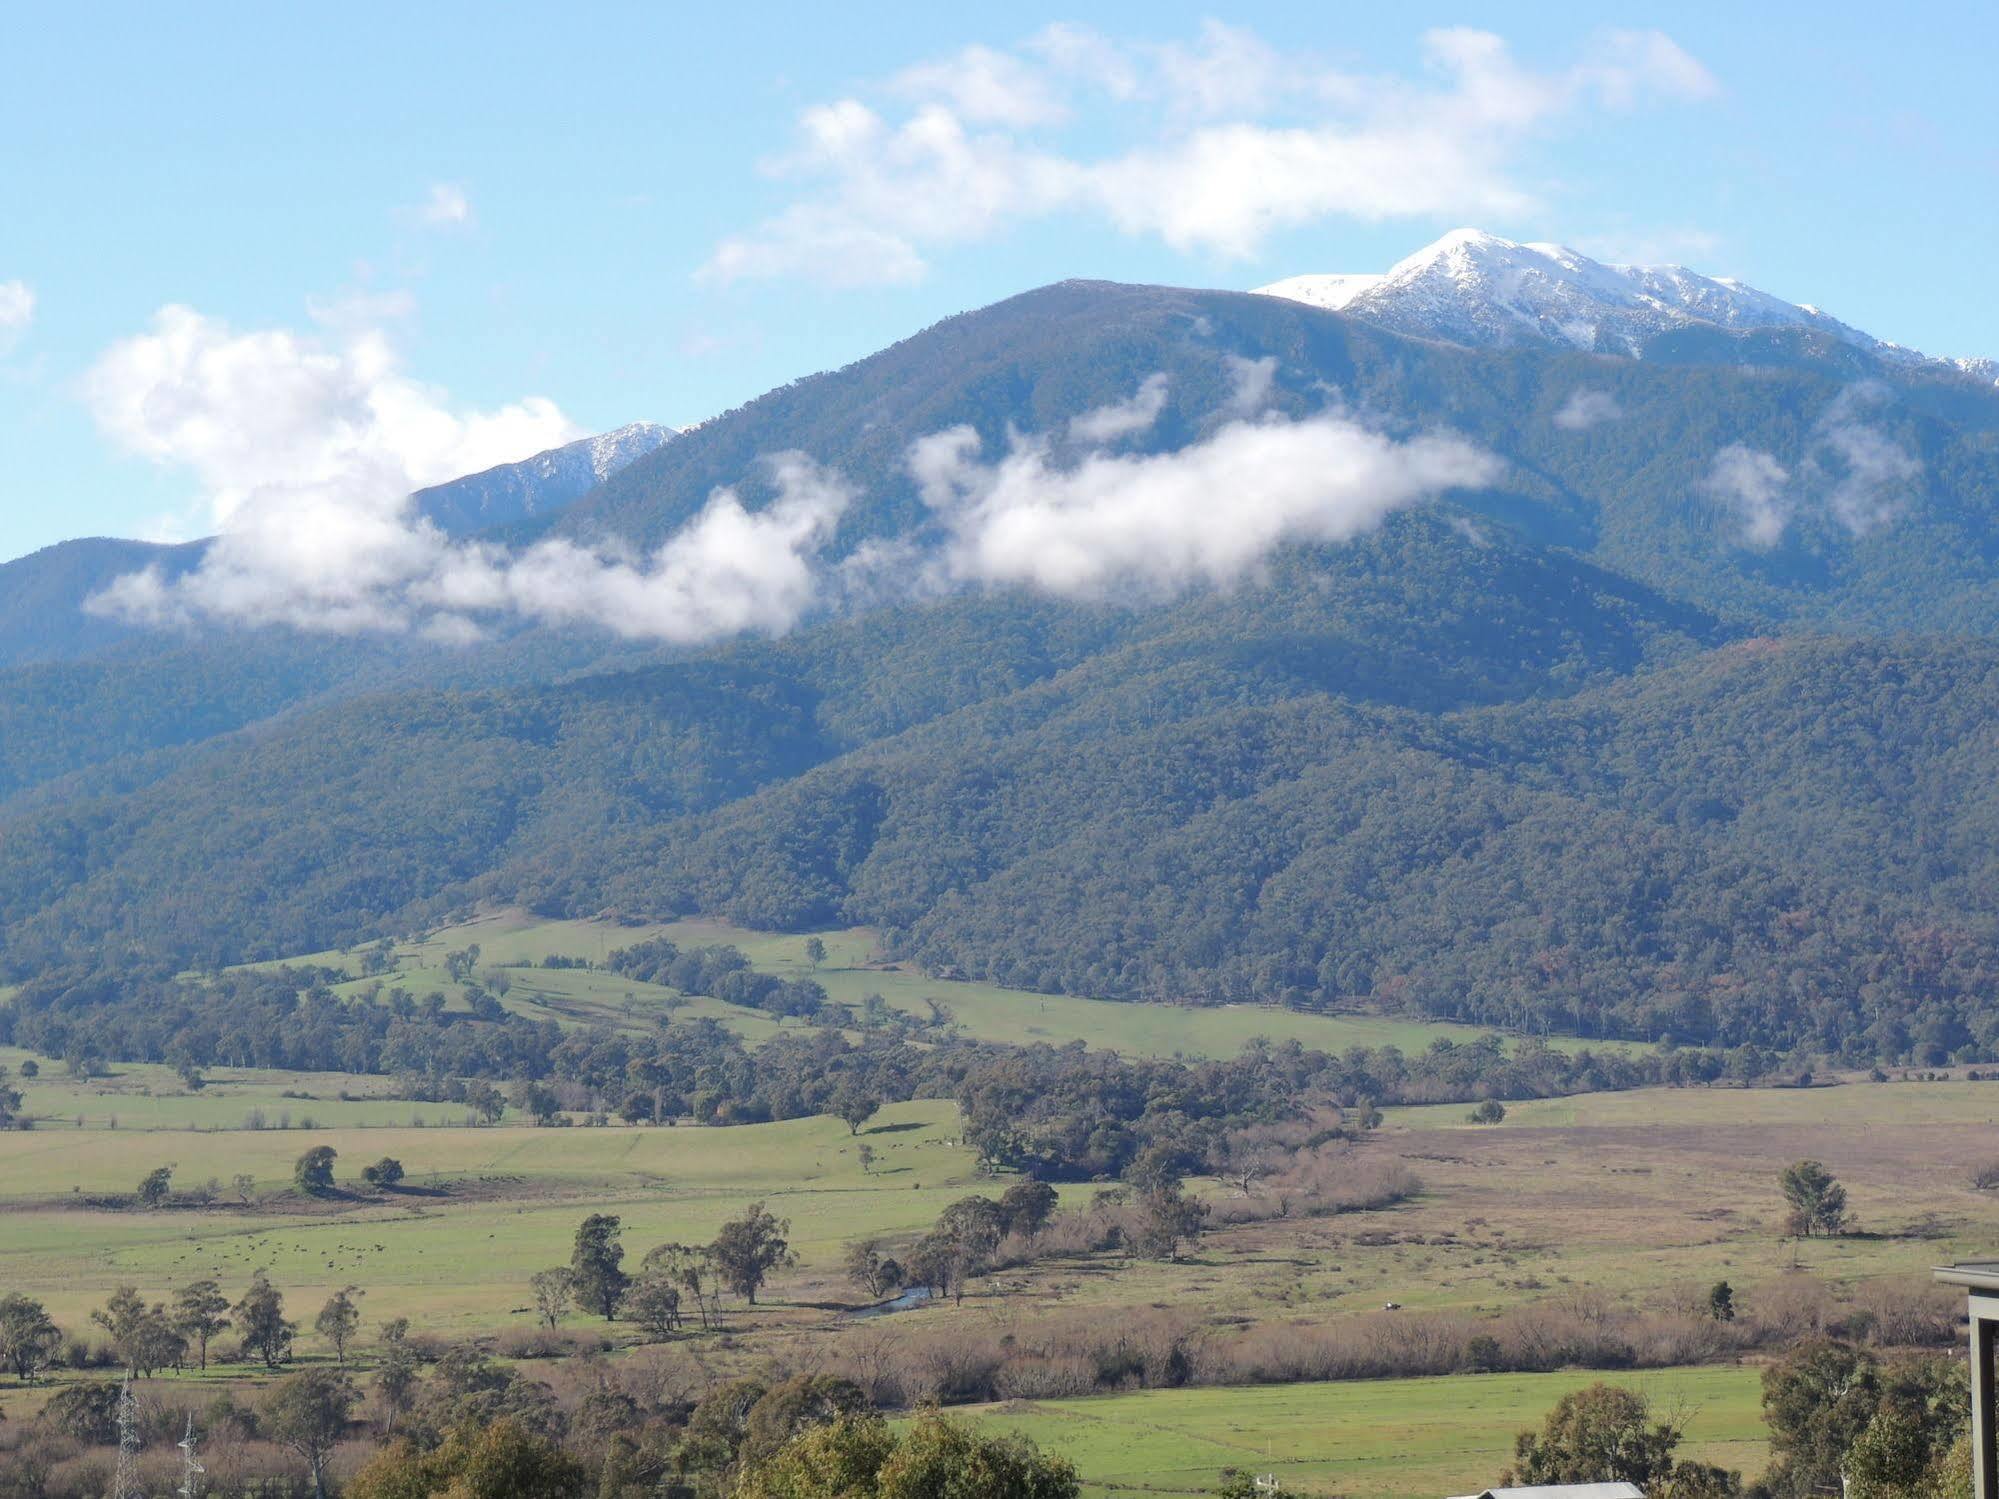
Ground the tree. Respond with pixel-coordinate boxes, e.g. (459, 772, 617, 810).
(348, 1417, 587, 1499)
(232, 1172, 256, 1203)
(834, 1084, 881, 1135)
(622, 1274, 683, 1341)
(803, 937, 828, 970)
(643, 1242, 722, 1331)
(569, 1213, 629, 1318)
(0, 1293, 61, 1382)
(0, 1065, 23, 1131)
(857, 1143, 877, 1173)
(1471, 1098, 1508, 1124)
(361, 1157, 406, 1189)
(712, 1201, 796, 1306)
(1780, 1160, 1851, 1237)
(734, 1411, 1080, 1498)
(1000, 1179, 1060, 1238)
(92, 1285, 185, 1376)
(235, 1270, 296, 1368)
(376, 1320, 420, 1436)
(1708, 1281, 1737, 1323)
(530, 1268, 574, 1330)
(262, 1368, 357, 1499)
(1505, 1383, 1738, 1495)
(845, 1239, 903, 1300)
(137, 1163, 175, 1208)
(316, 1285, 362, 1365)
(1760, 1345, 1963, 1499)
(1137, 1182, 1208, 1262)
(172, 1278, 230, 1370)
(294, 1144, 338, 1196)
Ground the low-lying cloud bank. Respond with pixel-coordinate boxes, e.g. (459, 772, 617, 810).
(88, 356, 1503, 644)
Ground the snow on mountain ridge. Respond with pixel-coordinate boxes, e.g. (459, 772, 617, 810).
(1255, 229, 1993, 382)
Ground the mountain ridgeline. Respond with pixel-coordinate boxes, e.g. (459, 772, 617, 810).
(5, 274, 1999, 1064)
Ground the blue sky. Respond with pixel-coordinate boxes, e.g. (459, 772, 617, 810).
(2, 0, 1994, 564)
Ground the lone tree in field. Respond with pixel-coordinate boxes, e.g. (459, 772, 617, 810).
(833, 1083, 881, 1136)
(1470, 1098, 1507, 1124)
(530, 1268, 574, 1330)
(803, 936, 828, 970)
(293, 1145, 338, 1196)
(713, 1201, 796, 1306)
(360, 1157, 405, 1190)
(315, 1286, 362, 1365)
(262, 1367, 357, 1499)
(570, 1213, 630, 1318)
(234, 1270, 296, 1368)
(137, 1163, 175, 1208)
(0, 1293, 62, 1383)
(1708, 1281, 1737, 1323)
(1505, 1383, 1740, 1493)
(1780, 1160, 1851, 1237)
(171, 1279, 230, 1369)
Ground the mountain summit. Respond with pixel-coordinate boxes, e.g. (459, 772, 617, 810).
(1257, 228, 1996, 382)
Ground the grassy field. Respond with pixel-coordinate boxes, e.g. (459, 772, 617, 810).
(252, 908, 1625, 1061)
(0, 1048, 474, 1131)
(956, 1365, 1768, 1499)
(0, 1097, 1029, 1333)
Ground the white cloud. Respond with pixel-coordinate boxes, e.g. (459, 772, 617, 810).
(420, 183, 473, 227)
(894, 43, 1067, 127)
(1222, 354, 1278, 417)
(703, 24, 1717, 284)
(914, 393, 1501, 595)
(82, 305, 852, 643)
(1068, 372, 1169, 443)
(1553, 388, 1622, 431)
(0, 279, 33, 351)
(1702, 444, 1791, 547)
(1807, 382, 1922, 537)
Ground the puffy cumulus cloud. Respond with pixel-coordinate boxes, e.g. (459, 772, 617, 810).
(0, 279, 33, 351)
(79, 306, 848, 644)
(701, 24, 1717, 283)
(82, 306, 578, 531)
(1702, 444, 1791, 548)
(420, 183, 473, 227)
(1553, 388, 1622, 430)
(913, 382, 1502, 596)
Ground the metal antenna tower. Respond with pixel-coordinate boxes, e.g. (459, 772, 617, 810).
(177, 1412, 204, 1499)
(113, 1373, 143, 1499)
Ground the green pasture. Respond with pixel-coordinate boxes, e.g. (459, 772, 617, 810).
(956, 1365, 1767, 1499)
(0, 1099, 1020, 1332)
(0, 1048, 471, 1131)
(238, 908, 1615, 1061)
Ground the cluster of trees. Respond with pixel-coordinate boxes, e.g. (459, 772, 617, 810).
(0, 1270, 341, 1384)
(533, 1206, 799, 1339)
(606, 938, 833, 1021)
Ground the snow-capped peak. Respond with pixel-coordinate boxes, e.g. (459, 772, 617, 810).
(1254, 230, 1995, 383)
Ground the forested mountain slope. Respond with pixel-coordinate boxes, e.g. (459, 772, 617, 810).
(4, 279, 1999, 1062)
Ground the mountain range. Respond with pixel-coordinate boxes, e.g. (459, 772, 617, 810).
(6, 233, 1999, 1064)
